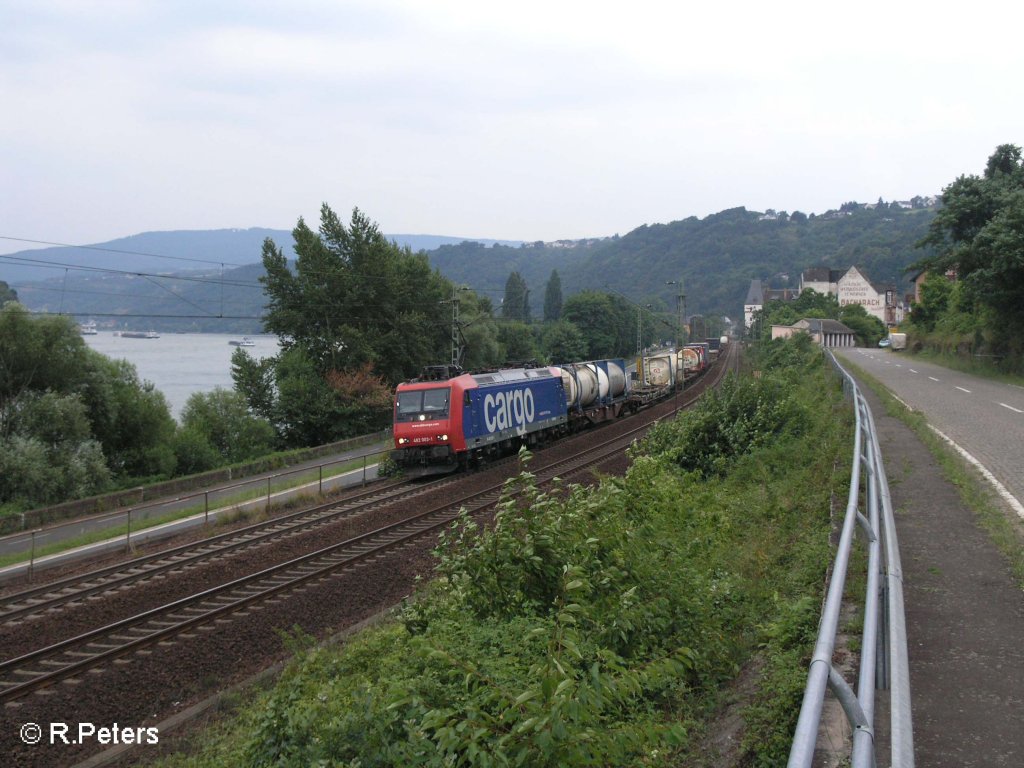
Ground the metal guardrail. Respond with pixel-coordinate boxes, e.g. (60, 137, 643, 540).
(788, 351, 914, 768)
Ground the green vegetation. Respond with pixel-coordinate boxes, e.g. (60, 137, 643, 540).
(0, 280, 17, 305)
(908, 143, 1024, 372)
(0, 304, 289, 515)
(241, 206, 451, 447)
(502, 271, 531, 322)
(430, 203, 930, 323)
(543, 269, 562, 322)
(154, 338, 850, 767)
(0, 304, 179, 512)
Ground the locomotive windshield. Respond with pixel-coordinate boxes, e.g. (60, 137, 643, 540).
(396, 387, 450, 421)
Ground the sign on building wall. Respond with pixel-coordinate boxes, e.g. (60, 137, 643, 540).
(838, 269, 886, 322)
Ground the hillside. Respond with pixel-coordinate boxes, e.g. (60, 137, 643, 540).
(432, 205, 935, 320)
(4, 205, 935, 332)
(5, 231, 524, 333)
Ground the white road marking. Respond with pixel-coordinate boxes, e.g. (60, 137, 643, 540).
(909, 369, 918, 374)
(955, 386, 971, 394)
(1000, 402, 1024, 414)
(895, 364, 903, 368)
(928, 376, 940, 382)
(928, 426, 1024, 522)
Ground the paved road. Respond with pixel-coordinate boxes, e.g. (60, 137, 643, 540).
(836, 348, 1024, 518)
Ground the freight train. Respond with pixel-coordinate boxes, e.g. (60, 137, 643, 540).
(639, 336, 729, 388)
(391, 339, 725, 476)
(391, 359, 636, 476)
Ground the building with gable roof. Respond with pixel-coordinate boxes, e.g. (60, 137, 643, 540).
(799, 266, 903, 326)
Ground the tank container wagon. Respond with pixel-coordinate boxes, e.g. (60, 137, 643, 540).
(684, 343, 708, 373)
(391, 359, 630, 476)
(641, 347, 704, 390)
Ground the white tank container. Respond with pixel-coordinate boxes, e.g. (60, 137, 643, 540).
(573, 364, 599, 407)
(605, 360, 626, 397)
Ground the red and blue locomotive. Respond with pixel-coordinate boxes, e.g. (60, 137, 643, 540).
(391, 360, 629, 475)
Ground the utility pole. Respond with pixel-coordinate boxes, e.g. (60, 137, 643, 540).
(636, 305, 643, 357)
(666, 279, 686, 390)
(441, 285, 469, 371)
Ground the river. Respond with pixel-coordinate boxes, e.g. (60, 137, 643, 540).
(82, 332, 280, 419)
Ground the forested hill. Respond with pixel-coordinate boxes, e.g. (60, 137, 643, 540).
(5, 204, 935, 331)
(432, 204, 936, 320)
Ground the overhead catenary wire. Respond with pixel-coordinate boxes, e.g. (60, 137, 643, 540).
(0, 235, 254, 268)
(3, 235, 639, 326)
(0, 254, 264, 288)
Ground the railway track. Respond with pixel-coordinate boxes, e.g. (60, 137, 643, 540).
(0, 476, 466, 626)
(0, 344, 738, 705)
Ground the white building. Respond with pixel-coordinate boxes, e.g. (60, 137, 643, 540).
(800, 266, 903, 326)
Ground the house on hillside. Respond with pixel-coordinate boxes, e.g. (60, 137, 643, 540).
(771, 318, 857, 347)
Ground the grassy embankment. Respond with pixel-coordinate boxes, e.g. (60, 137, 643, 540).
(149, 337, 854, 768)
(905, 348, 1024, 387)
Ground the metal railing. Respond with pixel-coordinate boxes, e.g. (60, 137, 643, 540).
(788, 351, 913, 768)
(0, 446, 390, 582)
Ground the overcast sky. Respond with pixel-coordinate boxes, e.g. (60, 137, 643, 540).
(2, 0, 1022, 256)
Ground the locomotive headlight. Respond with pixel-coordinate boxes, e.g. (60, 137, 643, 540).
(438, 434, 448, 441)
(397, 438, 409, 445)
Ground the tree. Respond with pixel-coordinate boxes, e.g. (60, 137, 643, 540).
(543, 269, 562, 321)
(260, 205, 451, 384)
(251, 205, 455, 446)
(458, 292, 503, 371)
(561, 291, 635, 359)
(83, 355, 176, 478)
(0, 392, 111, 508)
(0, 281, 17, 306)
(0, 304, 91, 414)
(502, 271, 530, 322)
(540, 320, 588, 362)
(908, 273, 954, 332)
(180, 388, 276, 464)
(838, 303, 887, 346)
(913, 144, 1024, 352)
(497, 321, 539, 364)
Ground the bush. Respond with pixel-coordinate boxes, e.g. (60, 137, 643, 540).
(638, 374, 811, 477)
(180, 388, 277, 464)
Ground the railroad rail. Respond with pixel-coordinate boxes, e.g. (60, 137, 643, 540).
(0, 344, 737, 704)
(0, 477, 455, 625)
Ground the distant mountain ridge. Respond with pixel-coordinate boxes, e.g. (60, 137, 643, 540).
(1, 229, 523, 284)
(4, 203, 936, 333)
